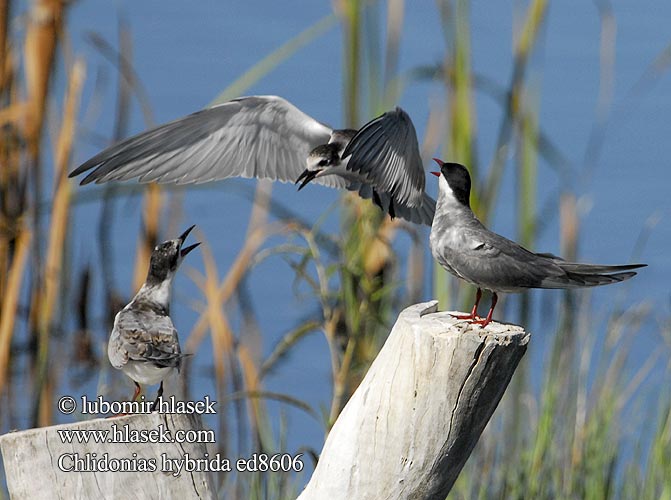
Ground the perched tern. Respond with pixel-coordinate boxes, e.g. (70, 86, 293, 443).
(69, 95, 436, 225)
(108, 225, 200, 411)
(429, 159, 646, 327)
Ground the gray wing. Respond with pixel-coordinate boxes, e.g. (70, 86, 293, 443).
(342, 107, 425, 207)
(108, 309, 182, 369)
(539, 260, 644, 288)
(453, 229, 566, 291)
(443, 225, 643, 291)
(70, 95, 344, 188)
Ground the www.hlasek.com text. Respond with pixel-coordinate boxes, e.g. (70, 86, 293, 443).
(58, 452, 305, 476)
(80, 395, 216, 415)
(57, 423, 215, 445)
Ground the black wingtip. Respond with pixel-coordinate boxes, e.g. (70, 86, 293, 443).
(606, 263, 647, 272)
(68, 160, 96, 180)
(392, 106, 409, 119)
(79, 171, 100, 186)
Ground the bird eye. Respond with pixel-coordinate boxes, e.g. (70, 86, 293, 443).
(318, 159, 328, 167)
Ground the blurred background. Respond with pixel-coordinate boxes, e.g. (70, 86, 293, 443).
(0, 0, 669, 498)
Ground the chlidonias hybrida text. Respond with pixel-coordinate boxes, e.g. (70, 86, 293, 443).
(429, 159, 646, 327)
(108, 225, 200, 411)
(69, 95, 436, 225)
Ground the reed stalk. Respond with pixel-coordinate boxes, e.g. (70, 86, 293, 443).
(34, 58, 86, 426)
(480, 0, 547, 220)
(131, 183, 163, 292)
(199, 241, 235, 451)
(0, 228, 31, 394)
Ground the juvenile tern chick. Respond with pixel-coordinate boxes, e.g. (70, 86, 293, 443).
(108, 225, 200, 411)
(69, 95, 435, 225)
(429, 159, 646, 327)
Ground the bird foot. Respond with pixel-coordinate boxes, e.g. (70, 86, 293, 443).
(106, 412, 129, 419)
(470, 318, 492, 327)
(450, 312, 480, 321)
(449, 313, 493, 328)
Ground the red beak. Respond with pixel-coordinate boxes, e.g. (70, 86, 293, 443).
(432, 158, 444, 177)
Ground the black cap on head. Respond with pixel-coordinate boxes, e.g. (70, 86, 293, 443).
(146, 226, 200, 285)
(433, 159, 472, 208)
(309, 143, 341, 166)
(147, 241, 180, 284)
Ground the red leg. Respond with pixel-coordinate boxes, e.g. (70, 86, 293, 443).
(473, 292, 498, 327)
(451, 288, 482, 320)
(107, 381, 141, 419)
(132, 381, 141, 402)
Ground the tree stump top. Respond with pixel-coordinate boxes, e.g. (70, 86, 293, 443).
(298, 300, 530, 500)
(406, 300, 530, 344)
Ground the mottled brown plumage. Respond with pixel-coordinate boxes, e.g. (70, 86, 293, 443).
(108, 226, 199, 408)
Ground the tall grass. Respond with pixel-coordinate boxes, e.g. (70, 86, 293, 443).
(430, 1, 668, 498)
(0, 1, 668, 499)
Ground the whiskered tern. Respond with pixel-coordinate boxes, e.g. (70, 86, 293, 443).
(429, 159, 646, 327)
(69, 95, 436, 225)
(108, 225, 200, 411)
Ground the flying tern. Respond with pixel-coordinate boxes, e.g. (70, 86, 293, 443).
(69, 95, 436, 225)
(108, 225, 200, 411)
(429, 158, 646, 327)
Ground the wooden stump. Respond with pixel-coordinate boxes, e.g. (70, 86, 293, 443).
(298, 300, 530, 500)
(0, 301, 528, 500)
(0, 412, 215, 499)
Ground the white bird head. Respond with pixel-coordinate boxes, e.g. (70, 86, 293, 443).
(306, 143, 340, 170)
(296, 144, 342, 191)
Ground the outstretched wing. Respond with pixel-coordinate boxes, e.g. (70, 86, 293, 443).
(342, 107, 426, 207)
(70, 95, 343, 188)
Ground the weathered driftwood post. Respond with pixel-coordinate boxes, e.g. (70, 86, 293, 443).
(298, 300, 530, 500)
(0, 412, 215, 499)
(0, 301, 527, 499)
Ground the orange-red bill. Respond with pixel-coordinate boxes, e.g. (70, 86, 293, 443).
(431, 171, 441, 177)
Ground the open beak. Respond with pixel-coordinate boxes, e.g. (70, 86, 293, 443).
(178, 225, 200, 257)
(295, 169, 319, 191)
(179, 225, 196, 242)
(180, 242, 201, 258)
(431, 158, 444, 178)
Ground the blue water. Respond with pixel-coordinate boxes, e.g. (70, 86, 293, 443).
(28, 0, 671, 492)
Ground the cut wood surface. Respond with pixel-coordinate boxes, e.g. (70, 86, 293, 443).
(298, 300, 530, 500)
(0, 412, 215, 500)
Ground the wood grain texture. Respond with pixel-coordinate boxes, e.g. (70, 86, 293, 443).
(298, 301, 530, 500)
(0, 412, 215, 499)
